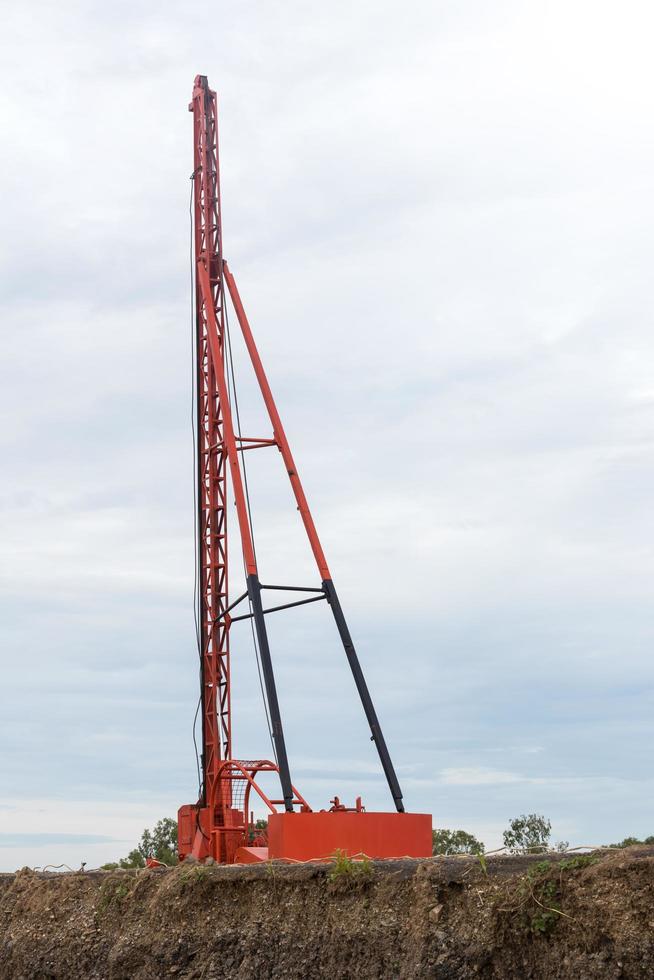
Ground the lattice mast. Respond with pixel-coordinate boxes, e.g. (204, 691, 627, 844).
(185, 75, 405, 862)
(190, 75, 295, 823)
(190, 77, 231, 814)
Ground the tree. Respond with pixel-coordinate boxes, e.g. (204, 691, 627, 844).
(432, 828, 484, 856)
(102, 817, 178, 870)
(249, 817, 268, 843)
(137, 817, 178, 865)
(503, 813, 551, 853)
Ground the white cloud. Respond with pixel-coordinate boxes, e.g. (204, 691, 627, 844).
(440, 768, 524, 787)
(2, 0, 654, 868)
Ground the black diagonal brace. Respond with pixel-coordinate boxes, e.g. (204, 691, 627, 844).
(260, 584, 325, 593)
(229, 593, 326, 623)
(322, 577, 405, 813)
(246, 573, 294, 812)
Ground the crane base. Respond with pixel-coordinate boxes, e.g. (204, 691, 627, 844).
(179, 805, 433, 864)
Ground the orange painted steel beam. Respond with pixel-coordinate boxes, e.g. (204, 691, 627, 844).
(223, 262, 331, 582)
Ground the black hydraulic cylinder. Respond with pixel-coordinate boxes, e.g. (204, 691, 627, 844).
(322, 578, 405, 813)
(246, 573, 295, 811)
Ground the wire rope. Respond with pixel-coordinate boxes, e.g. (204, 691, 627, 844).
(189, 174, 203, 798)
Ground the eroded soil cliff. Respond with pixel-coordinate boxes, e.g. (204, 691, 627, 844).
(1, 847, 653, 978)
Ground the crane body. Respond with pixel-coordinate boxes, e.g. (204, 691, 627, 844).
(178, 75, 431, 863)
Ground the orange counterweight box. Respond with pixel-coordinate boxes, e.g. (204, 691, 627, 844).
(266, 810, 432, 862)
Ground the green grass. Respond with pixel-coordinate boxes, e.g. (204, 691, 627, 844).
(327, 849, 373, 884)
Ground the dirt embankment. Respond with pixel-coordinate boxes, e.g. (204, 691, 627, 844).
(1, 848, 654, 979)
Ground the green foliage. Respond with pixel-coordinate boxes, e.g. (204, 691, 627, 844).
(530, 882, 561, 934)
(249, 817, 268, 843)
(558, 854, 599, 872)
(502, 860, 562, 936)
(101, 816, 178, 871)
(527, 860, 553, 876)
(500, 853, 599, 936)
(432, 828, 484, 856)
(608, 835, 654, 848)
(524, 856, 600, 934)
(327, 849, 373, 883)
(100, 850, 144, 871)
(137, 817, 178, 865)
(98, 875, 135, 911)
(503, 813, 551, 854)
(120, 848, 146, 869)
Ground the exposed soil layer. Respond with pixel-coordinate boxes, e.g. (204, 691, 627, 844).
(1, 847, 654, 979)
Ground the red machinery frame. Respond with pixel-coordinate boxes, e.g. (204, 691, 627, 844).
(179, 76, 429, 863)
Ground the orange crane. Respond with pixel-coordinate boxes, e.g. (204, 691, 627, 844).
(177, 75, 431, 863)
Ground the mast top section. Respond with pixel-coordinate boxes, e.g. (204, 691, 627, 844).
(189, 74, 213, 109)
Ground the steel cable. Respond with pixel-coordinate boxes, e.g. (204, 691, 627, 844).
(189, 174, 203, 798)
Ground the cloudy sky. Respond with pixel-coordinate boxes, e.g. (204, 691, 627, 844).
(2, 0, 654, 870)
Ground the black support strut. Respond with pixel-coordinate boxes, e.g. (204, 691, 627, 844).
(246, 573, 295, 812)
(322, 578, 405, 813)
